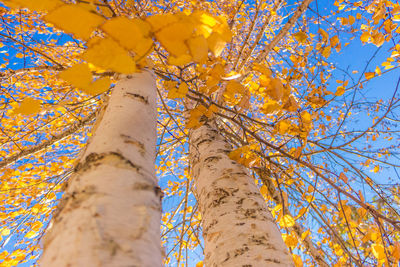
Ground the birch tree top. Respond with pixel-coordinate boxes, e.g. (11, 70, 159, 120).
(0, 0, 399, 266)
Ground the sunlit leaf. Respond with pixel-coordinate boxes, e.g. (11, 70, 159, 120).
(83, 38, 136, 74)
(101, 17, 152, 51)
(44, 4, 104, 40)
(156, 22, 193, 56)
(82, 77, 111, 95)
(14, 97, 41, 115)
(372, 243, 385, 260)
(59, 63, 93, 89)
(188, 35, 208, 63)
(279, 215, 295, 228)
(3, 0, 63, 11)
(293, 31, 307, 43)
(365, 72, 375, 80)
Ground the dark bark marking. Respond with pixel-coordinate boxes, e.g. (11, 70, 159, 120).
(204, 156, 222, 164)
(121, 134, 145, 156)
(208, 188, 230, 208)
(196, 138, 212, 148)
(233, 246, 250, 257)
(124, 92, 148, 104)
(132, 182, 164, 201)
(52, 185, 98, 222)
(75, 152, 141, 173)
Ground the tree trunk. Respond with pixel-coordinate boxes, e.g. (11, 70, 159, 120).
(40, 71, 162, 267)
(189, 121, 293, 267)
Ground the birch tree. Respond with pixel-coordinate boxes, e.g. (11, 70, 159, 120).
(0, 0, 399, 267)
(189, 121, 293, 266)
(39, 72, 162, 266)
(158, 0, 400, 266)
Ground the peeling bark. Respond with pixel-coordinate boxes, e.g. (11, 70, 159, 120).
(40, 71, 162, 267)
(189, 122, 293, 267)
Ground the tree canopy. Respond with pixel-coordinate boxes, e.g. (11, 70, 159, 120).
(0, 0, 399, 266)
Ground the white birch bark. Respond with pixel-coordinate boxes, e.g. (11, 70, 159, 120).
(189, 122, 294, 267)
(40, 71, 162, 267)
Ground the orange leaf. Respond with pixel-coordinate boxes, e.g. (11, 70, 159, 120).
(365, 72, 375, 80)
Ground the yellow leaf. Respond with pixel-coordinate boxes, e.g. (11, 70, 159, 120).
(292, 254, 303, 267)
(167, 82, 188, 99)
(279, 214, 295, 228)
(291, 146, 303, 158)
(83, 38, 136, 74)
(375, 66, 381, 76)
(3, 0, 63, 11)
(212, 17, 232, 42)
(262, 98, 281, 114)
(82, 77, 111, 95)
(348, 15, 355, 25)
(260, 185, 268, 196)
(1, 228, 10, 236)
(195, 12, 217, 28)
(44, 4, 104, 40)
(25, 231, 38, 239)
(321, 46, 331, 58)
(31, 221, 43, 231)
(253, 63, 272, 76)
(372, 32, 385, 47)
(282, 95, 299, 112)
(357, 207, 367, 218)
(14, 97, 41, 115)
(372, 165, 379, 173)
(360, 32, 370, 43)
(133, 38, 153, 60)
(59, 63, 92, 89)
(187, 35, 208, 63)
(318, 29, 329, 42)
(196, 261, 204, 267)
(101, 17, 151, 51)
(365, 72, 375, 80)
(335, 86, 345, 96)
(207, 32, 227, 57)
(372, 243, 385, 260)
(301, 229, 310, 240)
(282, 233, 298, 249)
(293, 31, 308, 43)
(259, 74, 271, 87)
(156, 22, 193, 56)
(276, 120, 293, 134)
(268, 78, 284, 101)
(223, 80, 245, 102)
(164, 80, 178, 91)
(168, 54, 192, 66)
(186, 105, 208, 129)
(205, 104, 218, 118)
(166, 223, 173, 229)
(146, 14, 179, 32)
(392, 242, 400, 261)
(330, 35, 339, 47)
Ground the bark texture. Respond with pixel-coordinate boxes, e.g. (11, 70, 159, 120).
(40, 71, 162, 267)
(189, 122, 293, 267)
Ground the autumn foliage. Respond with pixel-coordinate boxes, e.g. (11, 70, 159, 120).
(0, 0, 399, 266)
